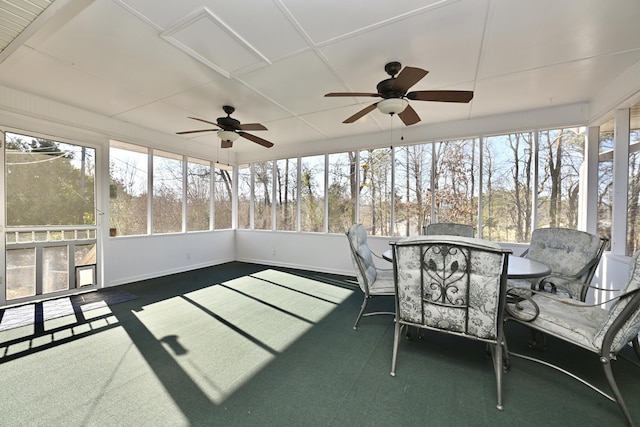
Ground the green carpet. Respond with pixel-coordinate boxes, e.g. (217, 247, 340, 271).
(0, 261, 637, 426)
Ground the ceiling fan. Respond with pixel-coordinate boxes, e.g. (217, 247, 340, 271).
(176, 105, 273, 148)
(325, 61, 474, 126)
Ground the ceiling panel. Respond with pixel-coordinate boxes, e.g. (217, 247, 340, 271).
(0, 46, 154, 117)
(473, 51, 640, 118)
(24, 1, 215, 103)
(163, 80, 292, 125)
(281, 0, 448, 44)
(116, 0, 308, 62)
(239, 50, 345, 115)
(318, 0, 488, 92)
(479, 0, 640, 78)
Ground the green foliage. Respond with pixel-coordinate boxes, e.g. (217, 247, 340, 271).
(6, 134, 95, 226)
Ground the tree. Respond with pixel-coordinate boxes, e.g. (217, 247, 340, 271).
(6, 134, 95, 227)
(214, 168, 233, 229)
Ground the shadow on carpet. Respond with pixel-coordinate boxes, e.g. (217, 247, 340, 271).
(0, 288, 137, 332)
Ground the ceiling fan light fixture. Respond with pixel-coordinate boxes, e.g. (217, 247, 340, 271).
(377, 98, 408, 115)
(218, 130, 239, 143)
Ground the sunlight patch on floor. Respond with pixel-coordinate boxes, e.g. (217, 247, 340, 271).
(133, 269, 353, 404)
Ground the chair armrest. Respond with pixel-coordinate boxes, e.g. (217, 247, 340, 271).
(372, 251, 392, 264)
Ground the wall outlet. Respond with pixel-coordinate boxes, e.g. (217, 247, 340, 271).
(272, 248, 276, 256)
(186, 252, 191, 260)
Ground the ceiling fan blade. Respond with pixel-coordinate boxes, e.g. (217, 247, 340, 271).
(239, 132, 274, 148)
(176, 129, 217, 135)
(398, 104, 421, 126)
(407, 90, 474, 103)
(325, 92, 381, 98)
(237, 123, 268, 131)
(343, 102, 378, 123)
(391, 66, 429, 93)
(188, 117, 221, 127)
(221, 140, 233, 149)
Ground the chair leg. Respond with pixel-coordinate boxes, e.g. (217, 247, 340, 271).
(390, 319, 401, 377)
(494, 334, 504, 411)
(501, 331, 511, 371)
(632, 336, 640, 362)
(601, 357, 634, 426)
(353, 296, 369, 330)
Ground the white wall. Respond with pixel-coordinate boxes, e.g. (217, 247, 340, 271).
(235, 230, 532, 276)
(103, 230, 234, 286)
(235, 229, 394, 276)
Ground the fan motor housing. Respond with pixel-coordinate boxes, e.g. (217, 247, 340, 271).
(217, 116, 240, 130)
(376, 78, 404, 99)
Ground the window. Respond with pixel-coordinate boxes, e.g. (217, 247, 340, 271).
(433, 139, 478, 228)
(394, 144, 431, 237)
(597, 119, 614, 244)
(627, 104, 640, 255)
(152, 150, 183, 234)
(327, 152, 355, 234)
(300, 155, 325, 232)
(6, 132, 96, 227)
(276, 158, 298, 231)
(537, 128, 584, 229)
(187, 157, 211, 232)
(253, 160, 273, 230)
(483, 132, 533, 242)
(359, 148, 392, 236)
(5, 132, 97, 300)
(109, 141, 148, 236)
(237, 165, 251, 229)
(214, 164, 233, 230)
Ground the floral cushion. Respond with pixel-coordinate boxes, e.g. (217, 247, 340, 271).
(393, 235, 508, 340)
(347, 224, 377, 292)
(526, 228, 601, 277)
(593, 251, 640, 354)
(509, 251, 640, 356)
(424, 223, 475, 237)
(510, 294, 606, 351)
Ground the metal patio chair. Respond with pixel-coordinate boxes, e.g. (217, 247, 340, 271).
(346, 223, 395, 329)
(390, 235, 511, 410)
(506, 250, 640, 426)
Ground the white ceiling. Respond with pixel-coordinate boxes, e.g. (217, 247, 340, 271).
(0, 0, 639, 158)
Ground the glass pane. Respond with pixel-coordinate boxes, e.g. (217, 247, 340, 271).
(276, 158, 298, 231)
(109, 141, 149, 236)
(433, 139, 478, 229)
(187, 157, 211, 232)
(628, 125, 640, 256)
(327, 152, 355, 234)
(300, 155, 325, 233)
(214, 166, 233, 230)
(6, 248, 36, 300)
(394, 144, 431, 237)
(237, 165, 251, 229)
(537, 128, 584, 229)
(153, 150, 183, 234)
(5, 132, 95, 227)
(254, 161, 273, 230)
(18, 231, 34, 243)
(75, 244, 96, 266)
(43, 246, 69, 294)
(483, 132, 534, 242)
(597, 122, 613, 243)
(359, 148, 391, 236)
